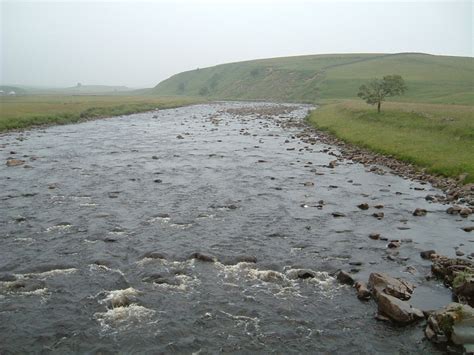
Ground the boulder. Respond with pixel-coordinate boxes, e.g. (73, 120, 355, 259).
(358, 203, 369, 210)
(376, 292, 424, 324)
(368, 272, 414, 301)
(189, 252, 215, 262)
(336, 270, 354, 285)
(431, 256, 474, 306)
(460, 208, 472, 218)
(425, 303, 474, 352)
(420, 250, 436, 259)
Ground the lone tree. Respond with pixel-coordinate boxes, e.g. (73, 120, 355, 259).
(357, 75, 406, 112)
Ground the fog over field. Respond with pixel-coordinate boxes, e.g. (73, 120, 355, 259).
(1, 0, 472, 88)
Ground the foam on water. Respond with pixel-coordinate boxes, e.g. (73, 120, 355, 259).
(94, 304, 157, 332)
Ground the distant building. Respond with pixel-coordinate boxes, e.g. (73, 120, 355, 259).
(8, 91, 16, 95)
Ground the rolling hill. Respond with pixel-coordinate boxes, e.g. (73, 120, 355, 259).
(151, 53, 474, 104)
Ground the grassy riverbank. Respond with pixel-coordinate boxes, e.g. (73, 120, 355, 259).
(0, 95, 203, 132)
(308, 100, 474, 183)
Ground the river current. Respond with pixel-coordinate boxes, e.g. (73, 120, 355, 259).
(1, 102, 472, 353)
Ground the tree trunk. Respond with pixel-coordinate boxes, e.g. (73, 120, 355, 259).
(377, 101, 381, 113)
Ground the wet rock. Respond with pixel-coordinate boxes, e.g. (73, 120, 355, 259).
(425, 303, 474, 353)
(431, 256, 474, 306)
(368, 272, 414, 301)
(374, 204, 384, 209)
(357, 203, 369, 210)
(388, 241, 401, 249)
(176, 134, 184, 139)
(460, 208, 472, 218)
(336, 270, 354, 285)
(332, 212, 346, 218)
(462, 226, 474, 232)
(327, 160, 337, 169)
(6, 159, 25, 167)
(447, 206, 463, 215)
(355, 281, 371, 300)
(303, 182, 314, 187)
(153, 179, 162, 183)
(413, 208, 427, 216)
(372, 212, 384, 219)
(287, 269, 316, 279)
(189, 252, 215, 262)
(456, 250, 465, 257)
(420, 250, 437, 259)
(376, 292, 424, 324)
(368, 272, 422, 324)
(369, 233, 380, 240)
(152, 155, 158, 160)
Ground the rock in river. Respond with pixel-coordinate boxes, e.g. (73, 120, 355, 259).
(355, 281, 371, 300)
(425, 303, 474, 353)
(420, 250, 437, 259)
(336, 270, 355, 285)
(6, 159, 25, 167)
(368, 272, 422, 324)
(413, 208, 427, 216)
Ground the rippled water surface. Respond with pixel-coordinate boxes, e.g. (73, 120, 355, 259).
(1, 102, 472, 353)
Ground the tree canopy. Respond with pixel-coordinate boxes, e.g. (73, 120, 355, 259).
(357, 75, 407, 112)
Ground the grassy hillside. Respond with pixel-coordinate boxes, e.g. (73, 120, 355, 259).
(152, 53, 474, 105)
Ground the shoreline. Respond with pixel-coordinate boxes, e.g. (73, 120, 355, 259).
(297, 114, 474, 209)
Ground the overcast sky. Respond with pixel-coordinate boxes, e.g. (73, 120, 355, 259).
(1, 0, 472, 88)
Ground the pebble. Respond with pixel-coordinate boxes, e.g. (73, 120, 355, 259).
(413, 208, 427, 216)
(369, 233, 380, 240)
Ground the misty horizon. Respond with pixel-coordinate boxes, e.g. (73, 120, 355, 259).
(1, 0, 472, 88)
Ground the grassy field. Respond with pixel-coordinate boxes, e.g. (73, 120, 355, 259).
(152, 53, 474, 105)
(0, 95, 203, 132)
(308, 100, 474, 183)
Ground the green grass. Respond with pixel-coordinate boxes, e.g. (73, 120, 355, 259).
(308, 100, 474, 183)
(0, 95, 203, 131)
(151, 53, 474, 105)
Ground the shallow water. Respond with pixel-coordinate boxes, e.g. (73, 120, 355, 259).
(0, 102, 472, 353)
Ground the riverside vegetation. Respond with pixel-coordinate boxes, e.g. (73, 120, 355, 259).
(0, 95, 202, 132)
(153, 52, 474, 183)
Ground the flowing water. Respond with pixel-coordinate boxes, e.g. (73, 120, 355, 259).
(1, 102, 472, 353)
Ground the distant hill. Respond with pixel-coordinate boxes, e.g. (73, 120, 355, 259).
(151, 53, 474, 105)
(0, 86, 27, 95)
(0, 85, 134, 95)
(60, 85, 132, 94)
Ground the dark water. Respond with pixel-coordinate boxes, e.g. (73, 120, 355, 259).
(1, 102, 472, 353)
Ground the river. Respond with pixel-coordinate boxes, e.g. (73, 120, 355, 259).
(1, 102, 472, 353)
